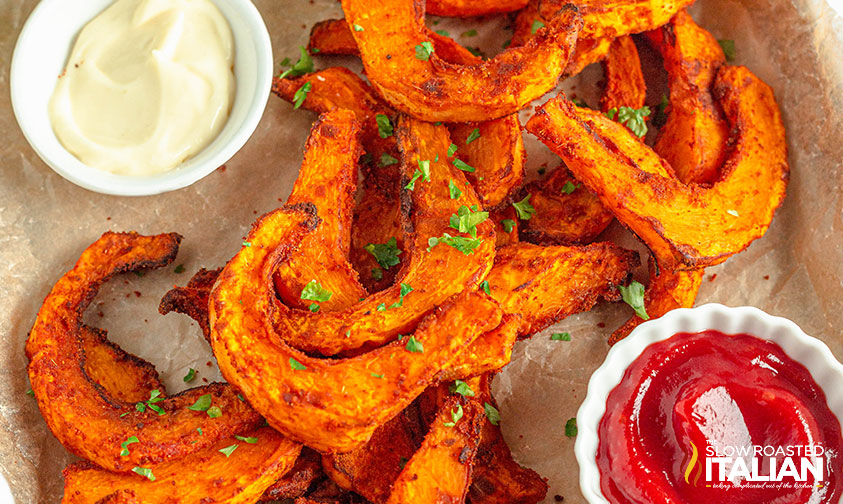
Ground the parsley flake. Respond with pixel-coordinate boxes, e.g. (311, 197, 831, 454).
(531, 20, 545, 34)
(372, 267, 384, 280)
(466, 46, 484, 58)
(415, 41, 434, 61)
(427, 233, 484, 255)
(289, 357, 307, 371)
(480, 280, 490, 295)
(136, 389, 165, 416)
(718, 39, 736, 61)
(132, 467, 155, 481)
(572, 97, 589, 108)
(449, 380, 475, 397)
(219, 444, 238, 457)
(726, 209, 739, 217)
(26, 388, 34, 398)
(435, 29, 450, 37)
(465, 128, 481, 144)
(444, 403, 464, 427)
(449, 205, 489, 238)
(371, 372, 385, 379)
(405, 336, 424, 353)
(376, 114, 394, 138)
(453, 159, 475, 172)
(309, 303, 320, 313)
(461, 29, 478, 38)
(365, 237, 402, 269)
(501, 219, 516, 233)
(235, 435, 258, 444)
(183, 368, 197, 383)
(654, 94, 669, 127)
(120, 436, 139, 457)
(449, 179, 462, 199)
(565, 417, 578, 437)
(301, 280, 333, 311)
(513, 195, 536, 220)
(207, 406, 222, 418)
(484, 402, 500, 425)
(561, 181, 579, 194)
(279, 46, 313, 79)
(447, 143, 458, 157)
(187, 394, 212, 412)
(619, 281, 649, 320)
(174, 264, 186, 274)
(292, 82, 312, 109)
(551, 332, 571, 341)
(380, 153, 399, 167)
(353, 23, 364, 32)
(388, 283, 414, 309)
(605, 106, 651, 138)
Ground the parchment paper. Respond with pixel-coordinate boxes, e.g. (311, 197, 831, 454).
(1, 0, 842, 502)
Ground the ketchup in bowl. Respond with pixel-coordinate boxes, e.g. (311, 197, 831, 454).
(597, 330, 843, 504)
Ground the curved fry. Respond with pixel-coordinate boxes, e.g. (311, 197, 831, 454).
(210, 204, 504, 452)
(26, 232, 261, 472)
(600, 35, 646, 112)
(526, 66, 788, 270)
(538, 0, 696, 40)
(426, 0, 529, 17)
(62, 427, 301, 504)
(342, 0, 582, 121)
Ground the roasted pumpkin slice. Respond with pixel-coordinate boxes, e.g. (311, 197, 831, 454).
(526, 66, 788, 270)
(80, 325, 164, 404)
(468, 374, 548, 504)
(427, 0, 529, 17)
(272, 118, 496, 357)
(158, 267, 221, 344)
(610, 258, 704, 344)
(273, 110, 368, 311)
(600, 35, 646, 112)
(210, 203, 504, 452)
(537, 0, 695, 40)
(438, 314, 520, 382)
(342, 0, 582, 121)
(449, 115, 526, 208)
(518, 166, 613, 245)
(646, 10, 728, 185)
(62, 427, 300, 504)
(25, 232, 262, 473)
(260, 448, 324, 502)
(486, 242, 639, 336)
(385, 395, 485, 504)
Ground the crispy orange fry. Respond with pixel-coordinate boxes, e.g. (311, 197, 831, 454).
(26, 232, 261, 473)
(158, 267, 220, 344)
(600, 35, 646, 111)
(271, 117, 495, 357)
(342, 0, 582, 121)
(62, 427, 301, 504)
(526, 66, 788, 270)
(210, 202, 505, 452)
(273, 110, 367, 311)
(486, 242, 639, 336)
(518, 166, 614, 245)
(538, 0, 696, 40)
(427, 0, 529, 17)
(646, 10, 728, 185)
(260, 448, 324, 502)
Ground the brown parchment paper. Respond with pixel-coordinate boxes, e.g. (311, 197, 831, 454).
(1, 0, 842, 502)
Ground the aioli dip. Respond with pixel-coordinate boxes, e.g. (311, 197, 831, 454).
(49, 0, 235, 176)
(598, 330, 843, 504)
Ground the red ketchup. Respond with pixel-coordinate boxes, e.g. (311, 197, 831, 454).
(597, 330, 843, 504)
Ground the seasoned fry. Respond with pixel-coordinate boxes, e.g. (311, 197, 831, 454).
(26, 232, 261, 473)
(209, 202, 504, 451)
(158, 267, 220, 344)
(342, 0, 582, 121)
(62, 427, 301, 504)
(272, 117, 496, 357)
(273, 110, 367, 311)
(439, 314, 520, 382)
(600, 35, 646, 112)
(385, 395, 484, 504)
(449, 115, 526, 208)
(526, 66, 788, 270)
(518, 166, 613, 245)
(260, 448, 324, 502)
(486, 242, 639, 336)
(538, 0, 696, 40)
(646, 10, 728, 184)
(426, 0, 529, 17)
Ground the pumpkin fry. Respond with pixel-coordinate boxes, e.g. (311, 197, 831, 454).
(26, 232, 262, 473)
(526, 65, 788, 270)
(600, 35, 646, 112)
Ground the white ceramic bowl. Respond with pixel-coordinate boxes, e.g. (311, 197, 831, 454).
(575, 303, 843, 503)
(10, 0, 273, 196)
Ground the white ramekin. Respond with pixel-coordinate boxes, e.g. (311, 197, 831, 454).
(575, 303, 843, 503)
(10, 0, 273, 196)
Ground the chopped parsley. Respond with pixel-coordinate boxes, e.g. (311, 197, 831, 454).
(465, 128, 481, 144)
(183, 368, 197, 383)
(449, 179, 462, 199)
(654, 94, 669, 127)
(480, 280, 490, 295)
(726, 209, 739, 217)
(466, 47, 484, 58)
(427, 233, 484, 255)
(484, 402, 500, 425)
(380, 153, 399, 167)
(377, 303, 387, 311)
(447, 143, 458, 157)
(372, 267, 384, 280)
(353, 23, 364, 32)
(371, 372, 385, 379)
(501, 219, 516, 233)
(289, 357, 307, 371)
(388, 283, 414, 309)
(443, 403, 464, 427)
(365, 237, 402, 269)
(136, 389, 165, 416)
(120, 436, 139, 457)
(461, 29, 478, 38)
(26, 388, 34, 398)
(561, 181, 579, 194)
(301, 280, 332, 312)
(572, 97, 589, 108)
(132, 467, 155, 481)
(531, 20, 545, 34)
(605, 106, 651, 138)
(187, 393, 212, 412)
(174, 264, 186, 274)
(207, 406, 222, 418)
(512, 195, 536, 220)
(415, 41, 434, 61)
(551, 332, 571, 341)
(376, 114, 394, 138)
(405, 336, 424, 353)
(219, 444, 238, 457)
(235, 435, 258, 444)
(435, 29, 450, 37)
(449, 380, 475, 397)
(292, 82, 312, 109)
(619, 281, 649, 320)
(565, 417, 578, 437)
(279, 46, 313, 79)
(452, 159, 475, 172)
(449, 205, 489, 238)
(309, 303, 320, 313)
(405, 159, 431, 190)
(718, 39, 736, 61)
(502, 38, 512, 49)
